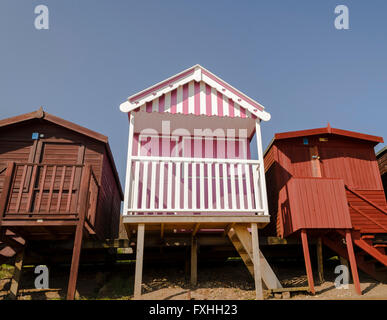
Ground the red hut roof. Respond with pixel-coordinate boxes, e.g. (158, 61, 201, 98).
(274, 124, 384, 145)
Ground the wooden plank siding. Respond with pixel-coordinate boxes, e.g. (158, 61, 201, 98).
(95, 153, 122, 239)
(285, 177, 352, 236)
(346, 189, 387, 233)
(0, 113, 122, 241)
(376, 148, 387, 200)
(264, 128, 386, 238)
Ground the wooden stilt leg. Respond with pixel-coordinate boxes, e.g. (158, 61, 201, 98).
(301, 229, 315, 294)
(8, 247, 25, 300)
(66, 165, 91, 300)
(66, 220, 85, 300)
(317, 237, 324, 284)
(190, 237, 197, 287)
(185, 247, 190, 279)
(134, 223, 145, 299)
(251, 223, 263, 300)
(345, 230, 361, 295)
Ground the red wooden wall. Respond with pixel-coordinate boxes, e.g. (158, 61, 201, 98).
(264, 132, 386, 237)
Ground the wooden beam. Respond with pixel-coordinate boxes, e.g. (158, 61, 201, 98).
(66, 165, 91, 300)
(222, 223, 235, 237)
(317, 237, 324, 284)
(134, 223, 145, 299)
(192, 223, 200, 237)
(160, 223, 164, 239)
(190, 236, 198, 286)
(301, 229, 315, 294)
(0, 162, 15, 226)
(251, 223, 263, 300)
(8, 247, 25, 300)
(345, 230, 362, 295)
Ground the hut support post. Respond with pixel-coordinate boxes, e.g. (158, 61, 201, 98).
(8, 247, 25, 300)
(66, 165, 91, 300)
(190, 236, 198, 286)
(317, 237, 324, 284)
(251, 223, 263, 300)
(0, 162, 15, 228)
(301, 229, 315, 294)
(134, 223, 145, 299)
(345, 230, 362, 295)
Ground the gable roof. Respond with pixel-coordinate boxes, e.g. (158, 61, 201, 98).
(264, 124, 384, 157)
(119, 64, 271, 121)
(0, 108, 123, 199)
(273, 124, 384, 144)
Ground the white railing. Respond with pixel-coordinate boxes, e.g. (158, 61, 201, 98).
(126, 156, 265, 215)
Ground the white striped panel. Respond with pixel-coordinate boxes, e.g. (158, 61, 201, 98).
(150, 161, 157, 209)
(164, 91, 171, 113)
(207, 163, 213, 209)
(245, 164, 252, 209)
(152, 98, 159, 112)
(141, 161, 149, 209)
(138, 79, 256, 119)
(188, 81, 195, 114)
(234, 102, 241, 117)
(167, 162, 173, 209)
(222, 95, 229, 117)
(200, 81, 206, 115)
(175, 162, 181, 209)
(158, 162, 165, 209)
(211, 87, 218, 116)
(176, 86, 183, 114)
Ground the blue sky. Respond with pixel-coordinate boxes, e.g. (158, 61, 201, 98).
(1, 1, 386, 185)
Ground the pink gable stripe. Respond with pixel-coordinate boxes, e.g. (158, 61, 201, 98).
(217, 91, 223, 117)
(182, 84, 189, 114)
(129, 68, 194, 103)
(228, 99, 235, 118)
(159, 94, 165, 113)
(239, 104, 246, 118)
(201, 69, 264, 112)
(146, 101, 153, 113)
(205, 84, 212, 116)
(194, 81, 200, 116)
(170, 89, 177, 114)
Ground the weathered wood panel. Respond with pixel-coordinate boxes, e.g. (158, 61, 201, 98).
(0, 115, 121, 240)
(264, 131, 386, 238)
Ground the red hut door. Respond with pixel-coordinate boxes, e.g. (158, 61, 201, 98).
(309, 145, 322, 178)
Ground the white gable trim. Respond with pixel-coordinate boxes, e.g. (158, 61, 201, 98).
(120, 65, 271, 121)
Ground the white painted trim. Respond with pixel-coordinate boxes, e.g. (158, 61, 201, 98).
(123, 215, 270, 224)
(123, 113, 135, 216)
(130, 155, 260, 165)
(255, 120, 269, 215)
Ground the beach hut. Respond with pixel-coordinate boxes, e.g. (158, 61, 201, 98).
(0, 108, 123, 299)
(119, 65, 281, 299)
(264, 124, 387, 294)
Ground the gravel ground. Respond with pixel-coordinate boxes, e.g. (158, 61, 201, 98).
(0, 260, 386, 300)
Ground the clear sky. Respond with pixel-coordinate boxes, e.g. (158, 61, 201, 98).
(1, 1, 386, 186)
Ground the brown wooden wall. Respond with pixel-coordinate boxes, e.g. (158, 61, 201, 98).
(377, 149, 387, 199)
(264, 134, 386, 237)
(0, 118, 122, 239)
